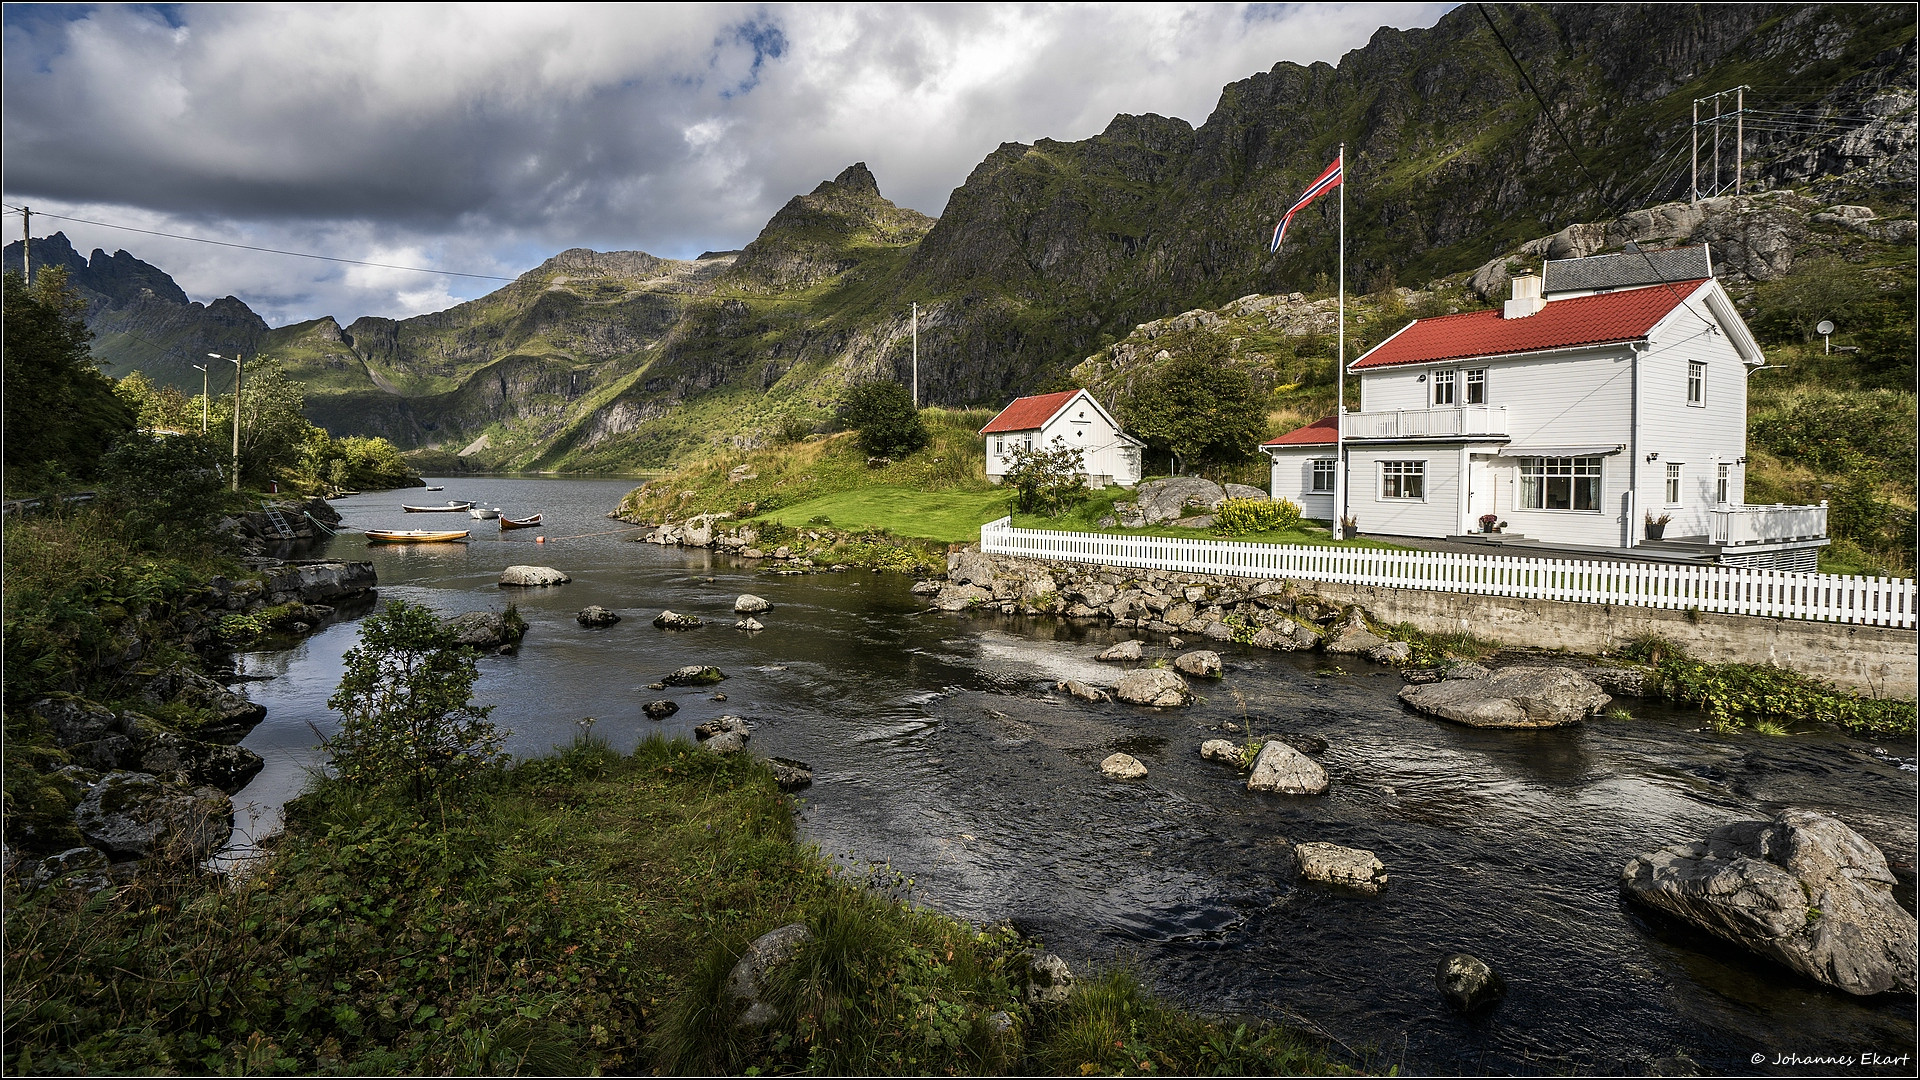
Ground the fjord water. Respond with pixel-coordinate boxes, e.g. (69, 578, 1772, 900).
(231, 477, 1916, 1076)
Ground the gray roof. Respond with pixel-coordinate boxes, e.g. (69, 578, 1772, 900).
(1543, 246, 1711, 294)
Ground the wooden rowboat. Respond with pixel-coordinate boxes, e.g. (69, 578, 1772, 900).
(499, 514, 543, 530)
(365, 529, 470, 544)
(468, 506, 501, 520)
(402, 501, 474, 513)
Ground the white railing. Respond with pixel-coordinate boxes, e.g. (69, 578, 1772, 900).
(1345, 405, 1507, 439)
(1709, 502, 1828, 546)
(979, 518, 1915, 628)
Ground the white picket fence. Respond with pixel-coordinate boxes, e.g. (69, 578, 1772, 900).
(978, 518, 1917, 629)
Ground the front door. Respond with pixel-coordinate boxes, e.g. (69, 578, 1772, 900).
(1467, 455, 1494, 533)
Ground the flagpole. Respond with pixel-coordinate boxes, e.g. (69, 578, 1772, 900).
(1333, 142, 1346, 541)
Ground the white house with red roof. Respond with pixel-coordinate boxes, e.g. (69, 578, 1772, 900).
(982, 389, 1144, 488)
(1263, 247, 1828, 569)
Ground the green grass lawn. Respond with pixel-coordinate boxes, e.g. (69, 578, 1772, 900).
(757, 486, 1014, 543)
(1009, 487, 1406, 551)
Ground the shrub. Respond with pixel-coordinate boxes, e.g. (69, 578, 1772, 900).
(325, 600, 505, 799)
(99, 431, 231, 544)
(839, 381, 929, 459)
(1002, 437, 1089, 516)
(1212, 497, 1301, 535)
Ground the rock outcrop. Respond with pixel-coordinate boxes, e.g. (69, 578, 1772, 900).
(1621, 809, 1918, 996)
(74, 771, 232, 862)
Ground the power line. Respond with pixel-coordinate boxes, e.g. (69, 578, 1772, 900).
(2, 205, 518, 282)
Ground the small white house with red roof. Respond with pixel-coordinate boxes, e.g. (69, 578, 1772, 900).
(1264, 247, 1828, 569)
(982, 389, 1144, 488)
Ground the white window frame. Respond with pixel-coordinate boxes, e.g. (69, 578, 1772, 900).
(1464, 368, 1486, 405)
(1310, 458, 1336, 493)
(993, 437, 1004, 456)
(1518, 456, 1604, 512)
(1665, 462, 1684, 506)
(1379, 460, 1426, 501)
(1715, 463, 1730, 505)
(1432, 369, 1456, 406)
(1687, 361, 1705, 407)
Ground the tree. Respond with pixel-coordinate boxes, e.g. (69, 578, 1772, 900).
(1118, 330, 1267, 471)
(1003, 437, 1089, 516)
(839, 380, 929, 458)
(99, 432, 230, 544)
(325, 600, 505, 799)
(1, 268, 134, 487)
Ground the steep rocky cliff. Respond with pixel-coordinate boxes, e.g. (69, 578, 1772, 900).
(13, 3, 1911, 471)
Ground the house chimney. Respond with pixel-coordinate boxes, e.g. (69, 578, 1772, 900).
(1504, 270, 1546, 319)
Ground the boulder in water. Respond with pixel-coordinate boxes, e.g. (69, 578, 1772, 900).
(1293, 841, 1387, 893)
(1246, 741, 1328, 795)
(652, 610, 703, 630)
(1101, 753, 1148, 779)
(1436, 953, 1506, 1012)
(1173, 650, 1223, 678)
(734, 594, 772, 614)
(643, 700, 678, 720)
(1097, 639, 1143, 662)
(499, 565, 570, 587)
(665, 665, 726, 686)
(577, 605, 621, 627)
(1398, 666, 1609, 728)
(1116, 669, 1190, 707)
(1621, 809, 1918, 996)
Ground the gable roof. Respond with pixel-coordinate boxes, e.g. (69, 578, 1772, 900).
(1350, 281, 1708, 370)
(1545, 247, 1710, 294)
(1261, 415, 1338, 447)
(980, 389, 1082, 434)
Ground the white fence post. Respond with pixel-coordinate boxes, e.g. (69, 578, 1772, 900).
(978, 521, 1916, 629)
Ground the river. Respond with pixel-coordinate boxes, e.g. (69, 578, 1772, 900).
(227, 476, 1918, 1076)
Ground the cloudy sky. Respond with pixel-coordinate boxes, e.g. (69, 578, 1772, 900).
(4, 2, 1452, 327)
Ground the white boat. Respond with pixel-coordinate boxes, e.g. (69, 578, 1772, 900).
(469, 506, 502, 520)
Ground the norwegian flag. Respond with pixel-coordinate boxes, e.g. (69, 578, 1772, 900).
(1268, 158, 1343, 253)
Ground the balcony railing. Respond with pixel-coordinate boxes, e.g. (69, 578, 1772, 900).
(1344, 405, 1509, 439)
(1708, 502, 1828, 546)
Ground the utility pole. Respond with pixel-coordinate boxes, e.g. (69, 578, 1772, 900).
(212, 352, 242, 490)
(192, 363, 209, 433)
(20, 206, 29, 285)
(1691, 86, 1750, 200)
(910, 301, 919, 408)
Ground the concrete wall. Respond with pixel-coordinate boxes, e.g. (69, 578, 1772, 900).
(1303, 579, 1916, 697)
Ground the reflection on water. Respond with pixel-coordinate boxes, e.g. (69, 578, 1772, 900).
(223, 476, 1917, 1075)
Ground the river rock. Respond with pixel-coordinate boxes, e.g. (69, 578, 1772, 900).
(260, 559, 375, 604)
(1367, 641, 1413, 665)
(134, 733, 264, 792)
(1437, 953, 1506, 1012)
(1246, 741, 1328, 795)
(727, 922, 812, 1027)
(1131, 477, 1226, 524)
(1323, 613, 1388, 655)
(1620, 809, 1918, 996)
(704, 729, 749, 755)
(499, 565, 570, 587)
(445, 611, 523, 649)
(947, 548, 997, 586)
(1399, 666, 1610, 728)
(909, 579, 942, 596)
(1293, 841, 1387, 893)
(931, 584, 990, 611)
(652, 610, 703, 630)
(1116, 669, 1190, 707)
(643, 700, 678, 720)
(1101, 753, 1148, 779)
(74, 771, 232, 862)
(735, 617, 765, 632)
(1097, 639, 1143, 662)
(27, 846, 113, 893)
(767, 757, 813, 791)
(577, 605, 621, 627)
(665, 665, 726, 686)
(1027, 952, 1075, 1005)
(734, 594, 772, 614)
(1173, 650, 1222, 678)
(126, 666, 268, 743)
(1200, 739, 1244, 765)
(1057, 680, 1110, 703)
(695, 716, 750, 740)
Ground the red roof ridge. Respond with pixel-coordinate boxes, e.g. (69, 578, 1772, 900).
(1351, 280, 1707, 370)
(980, 389, 1083, 434)
(1261, 415, 1339, 446)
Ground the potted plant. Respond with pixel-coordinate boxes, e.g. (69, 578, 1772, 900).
(1644, 511, 1671, 540)
(1478, 513, 1500, 534)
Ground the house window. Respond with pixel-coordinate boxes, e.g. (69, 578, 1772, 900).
(1432, 369, 1456, 406)
(1310, 459, 1336, 493)
(1687, 362, 1705, 406)
(993, 438, 1004, 455)
(1465, 369, 1486, 404)
(1716, 463, 1730, 505)
(1665, 463, 1683, 505)
(1519, 456, 1602, 511)
(1380, 461, 1425, 499)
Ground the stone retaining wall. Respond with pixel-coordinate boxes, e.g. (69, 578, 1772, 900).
(954, 551, 1915, 698)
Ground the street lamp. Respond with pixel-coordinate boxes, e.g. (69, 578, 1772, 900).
(209, 352, 241, 491)
(190, 363, 208, 433)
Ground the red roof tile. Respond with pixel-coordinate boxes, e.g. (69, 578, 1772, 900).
(981, 390, 1081, 434)
(1261, 415, 1338, 447)
(1351, 281, 1706, 370)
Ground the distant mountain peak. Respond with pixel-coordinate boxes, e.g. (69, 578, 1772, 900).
(825, 161, 880, 196)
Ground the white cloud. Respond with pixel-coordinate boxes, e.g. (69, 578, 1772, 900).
(3, 2, 1453, 324)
